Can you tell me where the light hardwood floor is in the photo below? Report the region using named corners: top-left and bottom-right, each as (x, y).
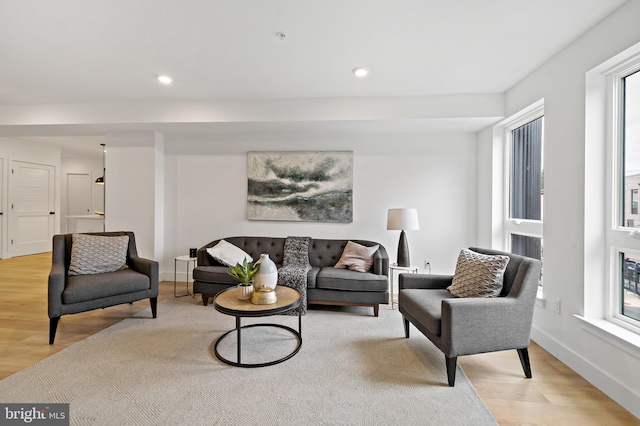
top-left (1, 252), bottom-right (639, 425)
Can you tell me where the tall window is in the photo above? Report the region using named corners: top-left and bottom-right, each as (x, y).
top-left (616, 69), bottom-right (640, 326)
top-left (509, 117), bottom-right (544, 262)
top-left (502, 102), bottom-right (544, 284)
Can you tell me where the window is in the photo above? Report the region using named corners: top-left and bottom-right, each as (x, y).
top-left (509, 117), bottom-right (544, 263)
top-left (501, 102), bottom-right (544, 280)
top-left (597, 54), bottom-right (640, 331)
top-left (613, 69), bottom-right (640, 328)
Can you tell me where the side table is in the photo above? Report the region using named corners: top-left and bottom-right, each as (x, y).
top-left (388, 264), bottom-right (419, 308)
top-left (174, 255), bottom-right (197, 298)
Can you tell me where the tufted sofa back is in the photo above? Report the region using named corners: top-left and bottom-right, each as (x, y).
top-left (309, 239), bottom-right (388, 275)
top-left (197, 236), bottom-right (388, 275)
top-left (198, 236), bottom-right (286, 266)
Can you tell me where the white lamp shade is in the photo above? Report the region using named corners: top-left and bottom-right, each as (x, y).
top-left (387, 208), bottom-right (420, 230)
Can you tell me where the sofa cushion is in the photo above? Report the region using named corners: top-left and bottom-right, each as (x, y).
top-left (193, 265), bottom-right (237, 285)
top-left (316, 267), bottom-right (388, 292)
top-left (68, 233), bottom-right (129, 276)
top-left (63, 269), bottom-right (150, 304)
top-left (334, 241), bottom-right (380, 273)
top-left (447, 248), bottom-right (510, 298)
top-left (399, 288), bottom-right (454, 336)
top-left (206, 239), bottom-right (253, 267)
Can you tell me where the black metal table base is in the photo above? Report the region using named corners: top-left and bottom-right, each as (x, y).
top-left (214, 315), bottom-right (302, 368)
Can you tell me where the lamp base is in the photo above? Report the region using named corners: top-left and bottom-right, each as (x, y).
top-left (397, 230), bottom-right (410, 267)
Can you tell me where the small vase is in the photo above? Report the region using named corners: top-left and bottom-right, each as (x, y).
top-left (237, 284), bottom-right (253, 300)
top-left (254, 253), bottom-right (278, 290)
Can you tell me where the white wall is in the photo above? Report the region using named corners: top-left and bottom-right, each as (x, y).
top-left (477, 0), bottom-right (640, 417)
top-left (160, 132), bottom-right (478, 281)
top-left (105, 133), bottom-right (165, 261)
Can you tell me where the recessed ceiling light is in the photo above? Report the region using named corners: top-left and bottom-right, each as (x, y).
top-left (352, 67), bottom-right (369, 78)
top-left (157, 75), bottom-right (173, 84)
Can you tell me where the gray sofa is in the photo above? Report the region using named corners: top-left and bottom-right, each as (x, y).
top-left (193, 236), bottom-right (389, 316)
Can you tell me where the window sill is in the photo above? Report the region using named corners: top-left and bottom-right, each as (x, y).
top-left (574, 315), bottom-right (640, 360)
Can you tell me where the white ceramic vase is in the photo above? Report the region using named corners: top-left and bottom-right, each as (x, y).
top-left (254, 253), bottom-right (278, 290)
top-left (237, 284), bottom-right (253, 300)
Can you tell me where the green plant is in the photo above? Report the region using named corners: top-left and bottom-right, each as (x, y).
top-left (228, 258), bottom-right (260, 286)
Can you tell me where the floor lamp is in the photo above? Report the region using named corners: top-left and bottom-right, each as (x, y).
top-left (387, 208), bottom-right (420, 267)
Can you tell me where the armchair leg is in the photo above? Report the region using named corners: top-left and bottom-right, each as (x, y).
top-left (49, 317), bottom-right (59, 345)
top-left (403, 316), bottom-right (410, 338)
top-left (202, 294), bottom-right (212, 306)
top-left (150, 297), bottom-right (157, 318)
top-left (445, 356), bottom-right (457, 386)
top-left (517, 348), bottom-right (532, 378)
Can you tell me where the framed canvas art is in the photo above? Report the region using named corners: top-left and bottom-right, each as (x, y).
top-left (247, 151), bottom-right (353, 222)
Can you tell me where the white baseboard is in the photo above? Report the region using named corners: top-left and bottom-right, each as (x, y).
top-left (531, 326), bottom-right (640, 419)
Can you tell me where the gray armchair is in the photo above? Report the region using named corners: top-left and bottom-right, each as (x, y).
top-left (48, 231), bottom-right (158, 344)
top-left (398, 247), bottom-right (541, 386)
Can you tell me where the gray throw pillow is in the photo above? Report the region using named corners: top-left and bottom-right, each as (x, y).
top-left (68, 234), bottom-right (129, 276)
top-left (447, 248), bottom-right (510, 298)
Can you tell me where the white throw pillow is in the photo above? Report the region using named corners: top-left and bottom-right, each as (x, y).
top-left (206, 240), bottom-right (253, 267)
top-left (68, 234), bottom-right (129, 276)
top-left (334, 241), bottom-right (379, 273)
top-left (447, 249), bottom-right (510, 298)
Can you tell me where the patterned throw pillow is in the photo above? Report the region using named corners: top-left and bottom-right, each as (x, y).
top-left (334, 241), bottom-right (379, 273)
top-left (206, 240), bottom-right (253, 267)
top-left (68, 234), bottom-right (129, 276)
top-left (447, 249), bottom-right (510, 298)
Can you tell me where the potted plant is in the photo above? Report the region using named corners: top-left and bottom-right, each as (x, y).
top-left (228, 259), bottom-right (260, 300)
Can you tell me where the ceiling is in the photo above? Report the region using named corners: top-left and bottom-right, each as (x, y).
top-left (0, 0), bottom-right (629, 156)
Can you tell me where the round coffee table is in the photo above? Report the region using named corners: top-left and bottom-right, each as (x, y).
top-left (213, 286), bottom-right (302, 368)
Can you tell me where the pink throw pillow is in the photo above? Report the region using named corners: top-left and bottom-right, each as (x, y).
top-left (334, 241), bottom-right (379, 273)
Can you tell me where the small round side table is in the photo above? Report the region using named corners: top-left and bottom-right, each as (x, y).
top-left (174, 255), bottom-right (197, 298)
top-left (388, 264), bottom-right (419, 308)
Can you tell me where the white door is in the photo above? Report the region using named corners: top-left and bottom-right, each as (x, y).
top-left (67, 173), bottom-right (92, 233)
top-left (8, 161), bottom-right (55, 256)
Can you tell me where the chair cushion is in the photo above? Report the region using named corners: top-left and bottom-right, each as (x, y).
top-left (206, 239), bottom-right (253, 267)
top-left (63, 269), bottom-right (150, 304)
top-left (399, 289), bottom-right (454, 336)
top-left (447, 248), bottom-right (510, 298)
top-left (334, 241), bottom-right (379, 272)
top-left (316, 267), bottom-right (388, 291)
top-left (68, 234), bottom-right (129, 276)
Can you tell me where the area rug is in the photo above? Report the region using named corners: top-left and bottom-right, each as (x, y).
top-left (0, 297), bottom-right (496, 425)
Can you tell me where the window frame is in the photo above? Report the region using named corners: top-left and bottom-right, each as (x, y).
top-left (605, 57), bottom-right (640, 332)
top-left (502, 102), bottom-right (544, 264)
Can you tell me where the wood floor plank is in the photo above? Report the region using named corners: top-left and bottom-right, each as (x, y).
top-left (0, 252), bottom-right (638, 424)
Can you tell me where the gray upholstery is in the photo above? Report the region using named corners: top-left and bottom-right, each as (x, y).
top-left (398, 247), bottom-right (541, 386)
top-left (193, 236), bottom-right (389, 316)
top-left (48, 231), bottom-right (159, 344)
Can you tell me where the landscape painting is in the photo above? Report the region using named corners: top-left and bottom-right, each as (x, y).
top-left (247, 151), bottom-right (353, 222)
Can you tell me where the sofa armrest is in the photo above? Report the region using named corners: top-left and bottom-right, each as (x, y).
top-left (372, 250), bottom-right (384, 275)
top-left (129, 257), bottom-right (159, 293)
top-left (399, 274), bottom-right (452, 290)
top-left (440, 297), bottom-right (534, 357)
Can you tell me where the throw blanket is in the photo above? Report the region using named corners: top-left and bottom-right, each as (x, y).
top-left (278, 236), bottom-right (312, 315)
